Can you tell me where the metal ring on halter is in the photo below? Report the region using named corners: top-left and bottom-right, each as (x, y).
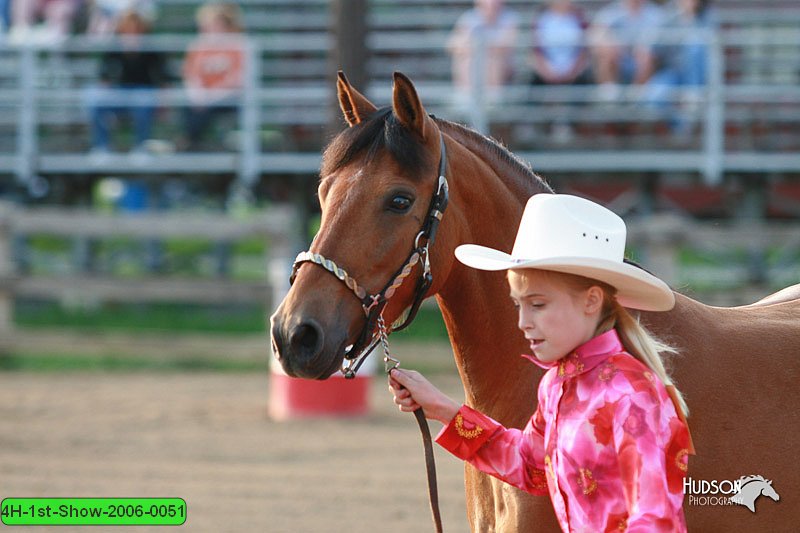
top-left (384, 354), bottom-right (401, 374)
top-left (414, 232), bottom-right (433, 277)
top-left (414, 230), bottom-right (426, 250)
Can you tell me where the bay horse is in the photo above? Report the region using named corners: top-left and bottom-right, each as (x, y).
top-left (270, 72), bottom-right (800, 532)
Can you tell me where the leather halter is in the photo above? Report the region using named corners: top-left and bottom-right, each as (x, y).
top-left (289, 133), bottom-right (449, 378)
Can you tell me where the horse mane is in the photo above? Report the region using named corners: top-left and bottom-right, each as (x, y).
top-left (739, 474), bottom-right (771, 485)
top-left (433, 117), bottom-right (554, 195)
top-left (321, 107), bottom-right (554, 196)
top-left (321, 107), bottom-right (433, 180)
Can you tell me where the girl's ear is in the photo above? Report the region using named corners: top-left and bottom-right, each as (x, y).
top-left (585, 286), bottom-right (605, 315)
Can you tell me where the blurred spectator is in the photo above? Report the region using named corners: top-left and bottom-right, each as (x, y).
top-left (447, 0), bottom-right (519, 110)
top-left (590, 0), bottom-right (666, 99)
top-left (86, 0), bottom-right (157, 37)
top-left (527, 0), bottom-right (592, 143)
top-left (529, 0), bottom-right (591, 86)
top-left (85, 9), bottom-right (168, 159)
top-left (9, 0), bottom-right (83, 42)
top-left (179, 2), bottom-right (244, 151)
top-left (646, 0), bottom-right (717, 135)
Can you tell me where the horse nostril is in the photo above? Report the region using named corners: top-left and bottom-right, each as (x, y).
top-left (271, 337), bottom-right (279, 357)
top-left (270, 323), bottom-right (285, 358)
top-left (289, 320), bottom-right (324, 360)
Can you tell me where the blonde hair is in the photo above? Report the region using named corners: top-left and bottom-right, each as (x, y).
top-left (508, 269), bottom-right (689, 418)
top-left (197, 2), bottom-right (242, 32)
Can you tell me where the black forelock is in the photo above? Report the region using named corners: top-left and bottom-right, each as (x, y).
top-left (320, 107), bottom-right (433, 180)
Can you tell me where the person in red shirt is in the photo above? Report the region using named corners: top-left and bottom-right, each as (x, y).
top-left (180, 2), bottom-right (244, 150)
top-left (390, 194), bottom-right (693, 532)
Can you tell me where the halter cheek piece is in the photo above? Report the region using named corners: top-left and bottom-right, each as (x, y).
top-left (289, 133), bottom-right (449, 378)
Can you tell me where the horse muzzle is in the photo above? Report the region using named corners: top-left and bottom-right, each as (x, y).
top-left (270, 304), bottom-right (349, 380)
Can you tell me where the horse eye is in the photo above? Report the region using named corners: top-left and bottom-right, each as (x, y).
top-left (388, 195), bottom-right (413, 212)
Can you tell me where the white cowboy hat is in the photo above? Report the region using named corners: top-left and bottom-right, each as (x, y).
top-left (455, 194), bottom-right (675, 311)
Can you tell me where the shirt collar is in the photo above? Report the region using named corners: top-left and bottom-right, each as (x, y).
top-left (521, 329), bottom-right (624, 379)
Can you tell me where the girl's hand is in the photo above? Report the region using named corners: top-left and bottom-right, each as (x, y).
top-left (388, 368), bottom-right (460, 424)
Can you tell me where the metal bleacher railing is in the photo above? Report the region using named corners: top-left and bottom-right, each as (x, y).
top-left (0, 0), bottom-right (798, 195)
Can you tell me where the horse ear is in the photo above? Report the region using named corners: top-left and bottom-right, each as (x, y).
top-left (392, 71), bottom-right (428, 139)
top-left (337, 71), bottom-right (377, 127)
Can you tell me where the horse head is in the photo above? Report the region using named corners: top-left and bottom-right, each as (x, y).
top-left (270, 72), bottom-right (458, 379)
top-left (730, 475), bottom-right (780, 512)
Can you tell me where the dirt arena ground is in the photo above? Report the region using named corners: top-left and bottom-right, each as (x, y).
top-left (0, 365), bottom-right (473, 532)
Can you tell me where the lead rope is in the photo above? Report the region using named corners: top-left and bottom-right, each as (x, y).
top-left (378, 316), bottom-right (443, 533)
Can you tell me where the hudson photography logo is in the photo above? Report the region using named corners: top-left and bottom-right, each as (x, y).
top-left (684, 475), bottom-right (781, 512)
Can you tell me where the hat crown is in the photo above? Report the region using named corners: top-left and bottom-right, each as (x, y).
top-left (511, 194), bottom-right (626, 264)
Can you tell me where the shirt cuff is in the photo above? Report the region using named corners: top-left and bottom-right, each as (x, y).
top-left (435, 404), bottom-right (501, 461)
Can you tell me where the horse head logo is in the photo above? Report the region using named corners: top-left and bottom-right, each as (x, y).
top-left (729, 475), bottom-right (780, 512)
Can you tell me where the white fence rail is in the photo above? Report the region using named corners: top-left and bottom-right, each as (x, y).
top-left (0, 202), bottom-right (300, 356)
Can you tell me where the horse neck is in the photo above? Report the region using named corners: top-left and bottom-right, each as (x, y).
top-left (639, 291), bottom-right (715, 356)
top-left (436, 271), bottom-right (541, 426)
top-left (433, 123), bottom-right (549, 426)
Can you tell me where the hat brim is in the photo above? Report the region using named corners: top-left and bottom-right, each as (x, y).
top-left (455, 244), bottom-right (675, 312)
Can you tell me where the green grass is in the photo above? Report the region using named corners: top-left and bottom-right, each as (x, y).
top-left (15, 301), bottom-right (268, 335)
top-left (27, 235), bottom-right (72, 253)
top-left (0, 352), bottom-right (267, 373)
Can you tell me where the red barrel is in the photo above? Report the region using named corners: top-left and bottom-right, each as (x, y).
top-left (268, 353), bottom-right (374, 420)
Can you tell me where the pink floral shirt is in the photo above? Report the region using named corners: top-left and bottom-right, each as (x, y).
top-left (436, 330), bottom-right (690, 532)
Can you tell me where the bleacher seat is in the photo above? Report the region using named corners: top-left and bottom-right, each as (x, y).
top-left (0, 0), bottom-right (796, 196)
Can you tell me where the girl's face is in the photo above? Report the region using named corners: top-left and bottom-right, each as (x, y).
top-left (509, 269), bottom-right (603, 364)
top-left (198, 10), bottom-right (236, 34)
top-left (199, 14), bottom-right (224, 33)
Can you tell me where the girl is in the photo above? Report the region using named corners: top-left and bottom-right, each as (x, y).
top-left (389, 194), bottom-right (693, 532)
top-left (181, 2), bottom-right (245, 150)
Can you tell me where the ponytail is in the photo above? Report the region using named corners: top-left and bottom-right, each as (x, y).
top-left (597, 297), bottom-right (689, 418)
